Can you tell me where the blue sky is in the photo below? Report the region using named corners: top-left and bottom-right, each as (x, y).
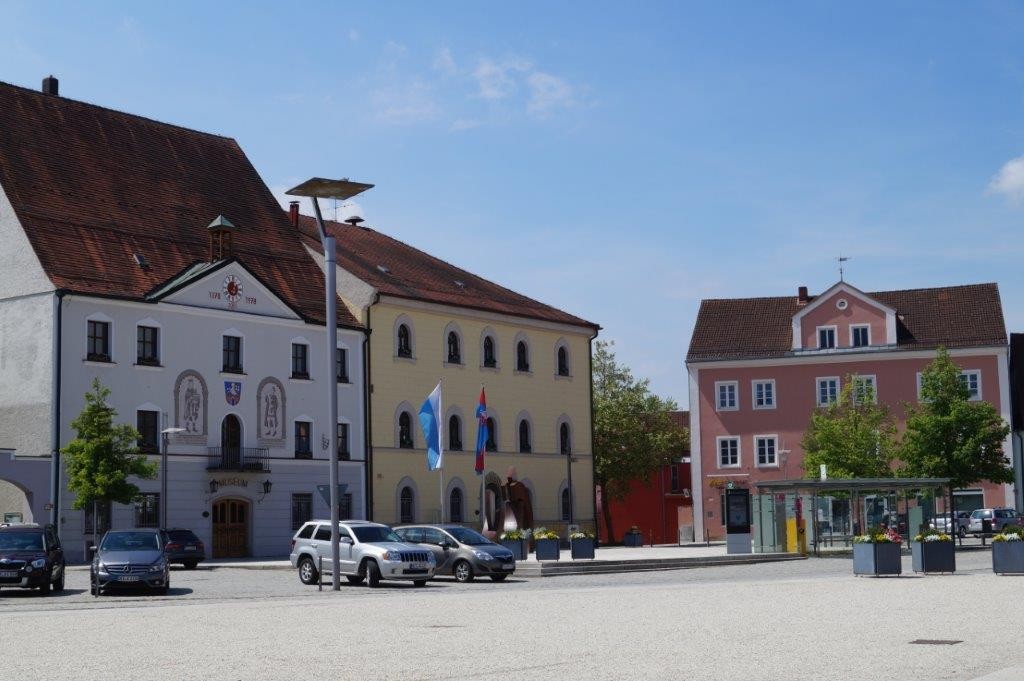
top-left (4, 2), bottom-right (1024, 405)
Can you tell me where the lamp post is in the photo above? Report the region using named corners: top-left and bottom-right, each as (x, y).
top-left (160, 427), bottom-right (185, 529)
top-left (287, 177), bottom-right (373, 591)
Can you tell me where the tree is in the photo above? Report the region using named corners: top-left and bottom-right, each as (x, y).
top-left (593, 340), bottom-right (687, 543)
top-left (62, 379), bottom-right (158, 548)
top-left (801, 379), bottom-right (898, 479)
top-left (898, 347), bottom-right (1012, 515)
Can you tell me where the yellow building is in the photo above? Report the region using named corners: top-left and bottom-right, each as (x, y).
top-left (294, 210), bottom-right (599, 534)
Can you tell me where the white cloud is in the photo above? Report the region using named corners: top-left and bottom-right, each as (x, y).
top-left (526, 71), bottom-right (575, 116)
top-left (449, 118), bottom-right (481, 132)
top-left (433, 47), bottom-right (456, 75)
top-left (369, 80), bottom-right (439, 125)
top-left (988, 156), bottom-right (1024, 203)
top-left (472, 57), bottom-right (530, 100)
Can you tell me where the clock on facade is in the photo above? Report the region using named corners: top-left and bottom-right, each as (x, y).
top-left (222, 275), bottom-right (243, 302)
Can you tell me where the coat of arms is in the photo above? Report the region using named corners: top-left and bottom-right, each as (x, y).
top-left (224, 381), bottom-right (242, 406)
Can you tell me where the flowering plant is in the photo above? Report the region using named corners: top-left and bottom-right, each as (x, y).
top-left (533, 527), bottom-right (559, 540)
top-left (853, 526), bottom-right (903, 544)
top-left (570, 530), bottom-right (594, 540)
top-left (994, 526), bottom-right (1024, 542)
top-left (913, 529), bottom-right (951, 543)
top-left (499, 528), bottom-right (531, 541)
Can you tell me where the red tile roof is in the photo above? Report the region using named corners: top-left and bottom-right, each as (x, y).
top-left (295, 214), bottom-right (599, 330)
top-left (687, 283), bottom-right (1006, 362)
top-left (0, 81), bottom-right (359, 327)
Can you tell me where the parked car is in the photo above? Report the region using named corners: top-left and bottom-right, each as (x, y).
top-left (90, 529), bottom-right (170, 595)
top-left (290, 520), bottom-right (435, 588)
top-left (929, 511), bottom-right (971, 538)
top-left (0, 523), bottom-right (65, 594)
top-left (395, 524), bottom-right (516, 583)
top-left (968, 508), bottom-right (1021, 536)
top-left (163, 528), bottom-right (205, 569)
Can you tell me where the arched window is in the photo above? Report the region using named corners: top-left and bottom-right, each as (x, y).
top-left (560, 422), bottom-right (571, 455)
top-left (400, 486), bottom-right (414, 523)
top-left (557, 345), bottom-right (570, 376)
top-left (561, 487), bottom-right (571, 521)
top-left (447, 331), bottom-right (461, 364)
top-left (448, 414), bottom-right (463, 451)
top-left (483, 336), bottom-right (496, 368)
top-left (518, 419), bottom-right (531, 453)
top-left (397, 324), bottom-right (412, 358)
top-left (449, 487), bottom-right (464, 523)
top-left (485, 417), bottom-right (497, 452)
top-left (398, 412), bottom-right (414, 449)
top-left (516, 340), bottom-right (530, 372)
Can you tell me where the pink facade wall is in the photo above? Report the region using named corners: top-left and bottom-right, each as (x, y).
top-left (798, 291), bottom-right (888, 349)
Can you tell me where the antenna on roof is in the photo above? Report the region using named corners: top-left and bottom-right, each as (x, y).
top-left (838, 255), bottom-right (850, 282)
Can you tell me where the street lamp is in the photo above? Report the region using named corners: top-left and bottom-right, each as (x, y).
top-left (286, 177), bottom-right (373, 592)
top-left (160, 427), bottom-right (185, 529)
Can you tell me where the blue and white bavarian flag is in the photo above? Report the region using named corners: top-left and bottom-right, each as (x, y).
top-left (419, 381), bottom-right (443, 471)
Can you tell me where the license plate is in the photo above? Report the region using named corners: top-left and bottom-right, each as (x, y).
top-left (117, 575), bottom-right (140, 582)
top-left (502, 564), bottom-right (515, 571)
top-left (410, 563), bottom-right (426, 570)
top-left (185, 546), bottom-right (197, 551)
top-left (0, 570), bottom-right (18, 578)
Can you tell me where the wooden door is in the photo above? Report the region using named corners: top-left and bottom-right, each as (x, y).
top-left (212, 498), bottom-right (249, 558)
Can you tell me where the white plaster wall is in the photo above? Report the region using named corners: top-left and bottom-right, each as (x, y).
top-left (0, 479), bottom-right (31, 521)
top-left (0, 183), bottom-right (53, 299)
top-left (0, 293), bottom-right (53, 457)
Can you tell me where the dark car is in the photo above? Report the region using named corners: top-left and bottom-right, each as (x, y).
top-left (90, 529), bottom-right (170, 595)
top-left (163, 528), bottom-right (205, 569)
top-left (0, 523), bottom-right (65, 595)
top-left (396, 525), bottom-right (516, 583)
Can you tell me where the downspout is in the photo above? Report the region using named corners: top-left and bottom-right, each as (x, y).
top-left (49, 290), bottom-right (65, 531)
top-left (363, 294), bottom-right (379, 520)
top-left (588, 331), bottom-right (598, 545)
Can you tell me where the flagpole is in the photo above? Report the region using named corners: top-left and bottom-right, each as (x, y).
top-left (439, 378), bottom-right (444, 524)
top-left (479, 383), bottom-right (485, 532)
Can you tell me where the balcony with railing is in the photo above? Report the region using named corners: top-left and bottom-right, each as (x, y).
top-left (206, 447), bottom-right (271, 472)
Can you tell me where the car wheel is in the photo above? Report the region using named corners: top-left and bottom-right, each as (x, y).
top-left (346, 575), bottom-right (365, 585)
top-left (158, 581), bottom-right (169, 596)
top-left (453, 560), bottom-right (474, 583)
top-left (184, 561), bottom-right (198, 570)
top-left (90, 573), bottom-right (99, 597)
top-left (413, 579), bottom-right (427, 587)
top-left (38, 578), bottom-right (51, 595)
top-left (54, 567), bottom-right (65, 592)
top-left (958, 527), bottom-right (967, 539)
top-left (366, 561), bottom-right (381, 588)
top-left (298, 557), bottom-right (319, 585)
top-left (489, 574), bottom-right (508, 582)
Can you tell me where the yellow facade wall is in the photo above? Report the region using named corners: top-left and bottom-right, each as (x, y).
top-left (367, 300), bottom-right (595, 532)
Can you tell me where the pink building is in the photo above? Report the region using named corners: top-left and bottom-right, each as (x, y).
top-left (686, 281), bottom-right (1013, 540)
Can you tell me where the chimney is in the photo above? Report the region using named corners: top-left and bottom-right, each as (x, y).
top-left (797, 286), bottom-right (809, 304)
top-left (42, 75), bottom-right (59, 96)
top-left (288, 201), bottom-right (299, 228)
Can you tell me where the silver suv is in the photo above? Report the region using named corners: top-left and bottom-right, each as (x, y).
top-left (289, 520), bottom-right (435, 588)
top-left (967, 508), bottom-right (1021, 536)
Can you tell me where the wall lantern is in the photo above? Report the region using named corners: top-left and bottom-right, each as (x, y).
top-left (258, 479), bottom-right (273, 504)
top-left (209, 480), bottom-right (220, 495)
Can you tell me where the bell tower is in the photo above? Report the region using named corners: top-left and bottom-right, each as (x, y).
top-left (207, 215), bottom-right (236, 261)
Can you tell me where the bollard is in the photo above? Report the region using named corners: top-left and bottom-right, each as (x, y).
top-left (318, 555), bottom-right (323, 592)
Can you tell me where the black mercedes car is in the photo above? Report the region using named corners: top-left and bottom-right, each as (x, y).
top-left (162, 528), bottom-right (205, 569)
top-left (0, 523), bottom-right (65, 595)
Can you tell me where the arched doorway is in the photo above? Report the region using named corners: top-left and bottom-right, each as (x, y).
top-left (212, 498), bottom-right (249, 558)
top-left (0, 479), bottom-right (32, 523)
top-left (221, 415), bottom-right (242, 467)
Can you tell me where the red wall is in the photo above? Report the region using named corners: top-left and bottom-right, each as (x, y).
top-left (598, 462), bottom-right (693, 544)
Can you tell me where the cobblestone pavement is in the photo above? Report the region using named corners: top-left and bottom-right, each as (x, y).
top-left (1, 551), bottom-right (1019, 680)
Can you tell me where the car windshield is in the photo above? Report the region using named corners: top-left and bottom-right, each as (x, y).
top-left (352, 526), bottom-right (402, 543)
top-left (447, 527), bottom-right (494, 546)
top-left (0, 532), bottom-right (44, 551)
top-left (101, 532), bottom-right (160, 551)
top-left (167, 530), bottom-right (198, 542)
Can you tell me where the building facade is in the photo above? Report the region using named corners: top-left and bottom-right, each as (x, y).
top-left (687, 281), bottom-right (1013, 540)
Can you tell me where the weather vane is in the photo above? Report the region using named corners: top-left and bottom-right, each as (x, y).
top-left (838, 255), bottom-right (850, 281)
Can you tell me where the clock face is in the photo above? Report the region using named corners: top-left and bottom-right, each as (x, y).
top-left (222, 275), bottom-right (243, 302)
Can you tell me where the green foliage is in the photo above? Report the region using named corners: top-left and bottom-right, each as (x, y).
top-left (801, 378), bottom-right (898, 479)
top-left (897, 347), bottom-right (1012, 489)
top-left (62, 379), bottom-right (158, 511)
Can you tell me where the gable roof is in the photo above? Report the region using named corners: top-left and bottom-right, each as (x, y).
top-left (0, 80), bottom-right (359, 327)
top-left (687, 283), bottom-right (1006, 362)
top-left (295, 214), bottom-right (599, 330)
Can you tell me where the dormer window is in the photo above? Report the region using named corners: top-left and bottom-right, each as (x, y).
top-left (817, 326), bottom-right (836, 350)
top-left (851, 325), bottom-right (870, 348)
top-left (207, 215), bottom-right (236, 261)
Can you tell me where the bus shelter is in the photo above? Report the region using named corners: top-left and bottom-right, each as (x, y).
top-left (752, 477), bottom-right (950, 556)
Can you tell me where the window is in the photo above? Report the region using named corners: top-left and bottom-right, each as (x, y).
top-left (483, 336), bottom-right (497, 368)
top-left (338, 423), bottom-right (350, 460)
top-left (400, 486), bottom-right (414, 523)
top-left (336, 348), bottom-right (349, 383)
top-left (518, 419), bottom-right (531, 453)
top-left (485, 417), bottom-right (497, 452)
top-left (752, 380), bottom-right (775, 409)
top-left (557, 346), bottom-right (570, 376)
top-left (397, 324), bottom-right (412, 358)
top-left (339, 493), bottom-right (353, 520)
top-left (398, 412), bottom-right (414, 449)
top-left (294, 421), bottom-right (312, 458)
top-left (3, 513), bottom-right (22, 524)
top-left (670, 465), bottom-right (680, 492)
top-left (223, 335), bottom-right (242, 373)
top-left (959, 370), bottom-right (982, 400)
top-left (561, 488), bottom-right (571, 521)
top-left (136, 410), bottom-right (159, 453)
top-left (851, 325), bottom-right (870, 348)
top-left (87, 320), bottom-right (110, 361)
top-left (83, 500), bottom-right (112, 536)
top-left (817, 377), bottom-right (839, 407)
top-left (560, 422), bottom-right (571, 455)
top-left (449, 488), bottom-right (464, 523)
top-left (516, 341), bottom-right (530, 372)
top-left (447, 331), bottom-right (461, 364)
top-left (715, 381), bottom-right (738, 411)
top-left (755, 436), bottom-right (778, 467)
top-left (291, 343), bottom-right (309, 379)
top-left (717, 437), bottom-right (739, 468)
top-left (291, 493), bottom-right (313, 531)
top-left (817, 326), bottom-right (836, 349)
top-left (134, 493), bottom-right (160, 528)
top-left (448, 415), bottom-right (463, 451)
top-left (136, 326), bottom-right (159, 365)
top-left (314, 525), bottom-right (332, 541)
top-left (853, 375), bottom-right (877, 404)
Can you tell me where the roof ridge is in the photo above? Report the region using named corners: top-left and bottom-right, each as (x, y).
top-left (700, 282), bottom-right (1000, 304)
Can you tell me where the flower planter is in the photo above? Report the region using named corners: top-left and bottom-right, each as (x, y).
top-left (623, 531), bottom-right (643, 547)
top-left (992, 541), bottom-right (1024, 575)
top-left (911, 541), bottom-right (955, 574)
top-left (500, 539), bottom-right (527, 561)
top-left (570, 538), bottom-right (595, 560)
top-left (853, 542), bottom-right (902, 576)
top-left (535, 538), bottom-right (560, 561)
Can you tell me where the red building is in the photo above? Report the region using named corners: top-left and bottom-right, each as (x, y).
top-left (598, 411), bottom-right (692, 544)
